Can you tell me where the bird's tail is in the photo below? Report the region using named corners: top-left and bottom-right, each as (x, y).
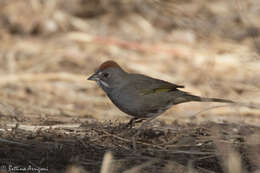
top-left (183, 93), bottom-right (234, 104)
top-left (176, 91), bottom-right (259, 109)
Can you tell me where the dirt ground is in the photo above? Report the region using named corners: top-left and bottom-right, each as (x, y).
top-left (0, 0), bottom-right (260, 173)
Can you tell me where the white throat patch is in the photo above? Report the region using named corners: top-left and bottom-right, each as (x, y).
top-left (97, 79), bottom-right (110, 88)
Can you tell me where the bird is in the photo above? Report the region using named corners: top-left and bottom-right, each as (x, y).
top-left (88, 60), bottom-right (234, 127)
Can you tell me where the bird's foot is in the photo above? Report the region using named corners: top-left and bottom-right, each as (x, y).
top-left (125, 118), bottom-right (146, 129)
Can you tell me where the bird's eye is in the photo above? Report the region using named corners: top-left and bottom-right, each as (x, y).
top-left (103, 72), bottom-right (109, 78)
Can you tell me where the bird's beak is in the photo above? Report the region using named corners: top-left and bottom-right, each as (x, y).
top-left (87, 73), bottom-right (99, 81)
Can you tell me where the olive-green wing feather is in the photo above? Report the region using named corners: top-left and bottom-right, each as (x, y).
top-left (140, 86), bottom-right (180, 95)
top-left (128, 74), bottom-right (184, 96)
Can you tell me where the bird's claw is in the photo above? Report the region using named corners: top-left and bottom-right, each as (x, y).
top-left (125, 118), bottom-right (146, 129)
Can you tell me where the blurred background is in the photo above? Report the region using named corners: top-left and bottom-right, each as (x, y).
top-left (1, 1), bottom-right (260, 173)
top-left (0, 0), bottom-right (260, 127)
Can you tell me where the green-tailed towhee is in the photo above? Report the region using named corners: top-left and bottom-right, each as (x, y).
top-left (88, 60), bottom-right (234, 126)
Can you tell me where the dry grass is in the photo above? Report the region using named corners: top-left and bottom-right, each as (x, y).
top-left (0, 0), bottom-right (260, 172)
top-left (1, 122), bottom-right (260, 173)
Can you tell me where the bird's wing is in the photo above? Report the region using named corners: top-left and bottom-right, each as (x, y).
top-left (128, 74), bottom-right (184, 96)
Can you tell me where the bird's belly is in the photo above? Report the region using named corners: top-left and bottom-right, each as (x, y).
top-left (107, 91), bottom-right (142, 117)
top-left (107, 90), bottom-right (172, 118)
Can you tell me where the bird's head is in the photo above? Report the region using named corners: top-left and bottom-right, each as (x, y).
top-left (88, 60), bottom-right (127, 91)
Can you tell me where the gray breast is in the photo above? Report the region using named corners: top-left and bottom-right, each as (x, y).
top-left (107, 87), bottom-right (146, 117)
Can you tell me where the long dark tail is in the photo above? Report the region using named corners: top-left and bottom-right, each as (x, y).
top-left (175, 91), bottom-right (259, 109)
top-left (184, 94), bottom-right (234, 104)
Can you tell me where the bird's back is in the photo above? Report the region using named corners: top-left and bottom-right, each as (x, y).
top-left (107, 73), bottom-right (186, 118)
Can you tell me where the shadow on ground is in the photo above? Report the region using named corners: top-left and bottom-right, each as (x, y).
top-left (0, 121), bottom-right (259, 173)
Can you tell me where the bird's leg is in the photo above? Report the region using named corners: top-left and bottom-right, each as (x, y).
top-left (132, 114), bottom-right (161, 150)
top-left (126, 117), bottom-right (138, 128)
top-left (126, 117), bottom-right (146, 128)
top-left (134, 118), bottom-right (146, 124)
